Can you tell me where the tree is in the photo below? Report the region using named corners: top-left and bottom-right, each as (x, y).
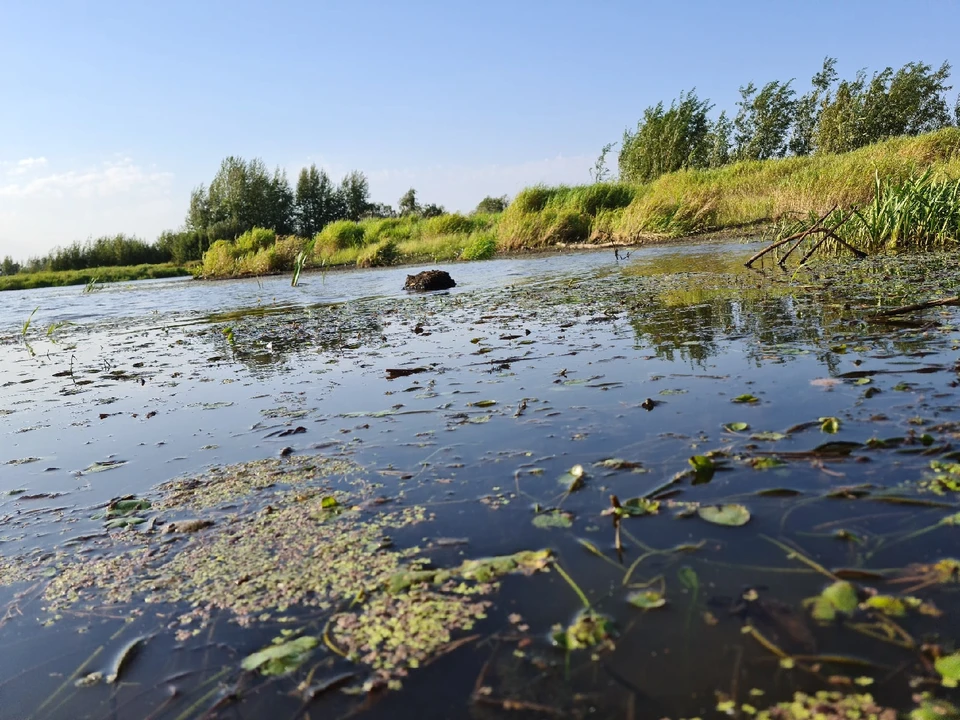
top-left (618, 90), bottom-right (713, 182)
top-left (1, 256), bottom-right (20, 275)
top-left (339, 171), bottom-right (371, 222)
top-left (474, 195), bottom-right (509, 214)
top-left (734, 80), bottom-right (797, 161)
top-left (705, 111), bottom-right (733, 168)
top-left (398, 188), bottom-right (420, 216)
top-left (790, 57), bottom-right (838, 156)
top-left (816, 61), bottom-right (953, 154)
top-left (420, 203), bottom-right (445, 218)
top-left (186, 157), bottom-right (295, 239)
top-left (294, 165), bottom-right (339, 237)
top-left (590, 142), bottom-right (616, 183)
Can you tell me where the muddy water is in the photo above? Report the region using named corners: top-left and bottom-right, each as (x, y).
top-left (1, 241), bottom-right (960, 719)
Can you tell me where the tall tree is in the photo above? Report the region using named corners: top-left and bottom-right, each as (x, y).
top-left (398, 188), bottom-right (420, 216)
top-left (294, 165), bottom-right (339, 237)
top-left (734, 80), bottom-right (797, 161)
top-left (790, 57), bottom-right (838, 156)
top-left (618, 90), bottom-right (713, 182)
top-left (339, 171), bottom-right (371, 222)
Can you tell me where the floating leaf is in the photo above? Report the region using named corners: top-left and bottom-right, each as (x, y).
top-left (732, 394), bottom-right (760, 404)
top-left (723, 422), bottom-right (750, 433)
top-left (85, 460), bottom-right (128, 473)
top-left (750, 431), bottom-right (788, 441)
top-left (820, 416), bottom-right (841, 434)
top-left (689, 455), bottom-right (716, 483)
top-left (105, 497), bottom-right (150, 518)
top-left (241, 635), bottom-right (319, 676)
top-left (806, 581), bottom-right (858, 622)
top-left (677, 566), bottom-right (699, 593)
top-left (617, 497), bottom-right (660, 517)
top-left (697, 504), bottom-right (750, 527)
top-left (532, 510), bottom-right (573, 529)
top-left (628, 590), bottom-right (666, 610)
top-left (469, 400), bottom-right (497, 408)
top-left (550, 609), bottom-right (616, 650)
top-left (855, 377), bottom-right (872, 385)
top-left (936, 652), bottom-right (960, 688)
top-left (750, 457), bottom-right (787, 470)
top-left (862, 595), bottom-right (906, 617)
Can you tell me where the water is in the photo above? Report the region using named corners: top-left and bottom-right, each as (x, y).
top-left (1, 241), bottom-right (959, 719)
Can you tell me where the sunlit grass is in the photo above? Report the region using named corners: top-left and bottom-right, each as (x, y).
top-left (0, 263), bottom-right (191, 291)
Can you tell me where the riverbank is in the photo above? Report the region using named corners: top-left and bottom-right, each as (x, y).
top-left (196, 129), bottom-right (960, 280)
top-left (0, 262), bottom-right (193, 291)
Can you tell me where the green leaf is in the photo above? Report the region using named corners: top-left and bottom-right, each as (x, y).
top-left (750, 457), bottom-right (787, 470)
top-left (819, 416), bottom-right (841, 434)
top-left (855, 377), bottom-right (872, 385)
top-left (532, 510), bottom-right (573, 529)
top-left (550, 609), bottom-right (616, 650)
top-left (935, 652), bottom-right (960, 688)
top-left (320, 496), bottom-right (339, 509)
top-left (862, 595), bottom-right (906, 617)
top-left (723, 422), bottom-right (750, 432)
top-left (105, 497), bottom-right (151, 518)
top-left (750, 431), bottom-right (788, 441)
top-left (469, 400), bottom-right (497, 408)
top-left (627, 590), bottom-right (666, 610)
top-left (241, 635), bottom-right (319, 676)
top-left (618, 497), bottom-right (660, 516)
top-left (807, 581), bottom-right (858, 622)
top-left (596, 458), bottom-right (644, 471)
top-left (697, 504), bottom-right (750, 527)
top-left (732, 394), bottom-right (760, 404)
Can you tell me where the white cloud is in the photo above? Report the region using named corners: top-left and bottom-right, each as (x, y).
top-left (0, 157), bottom-right (172, 199)
top-left (0, 158), bottom-right (178, 259)
top-left (7, 157), bottom-right (48, 176)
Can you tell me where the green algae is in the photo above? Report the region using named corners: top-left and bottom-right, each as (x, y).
top-left (748, 691), bottom-right (896, 720)
top-left (155, 454), bottom-right (359, 510)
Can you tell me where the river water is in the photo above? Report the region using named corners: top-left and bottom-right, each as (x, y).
top-left (1, 240), bottom-right (959, 719)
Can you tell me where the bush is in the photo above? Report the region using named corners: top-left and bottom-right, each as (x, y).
top-left (422, 213), bottom-right (474, 236)
top-left (201, 240), bottom-right (239, 277)
top-left (356, 239), bottom-right (399, 268)
top-left (316, 220), bottom-right (365, 250)
top-left (460, 232), bottom-right (497, 260)
top-left (236, 227), bottom-right (276, 255)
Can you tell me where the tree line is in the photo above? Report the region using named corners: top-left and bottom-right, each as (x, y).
top-left (1, 154), bottom-right (509, 274)
top-left (614, 58), bottom-right (958, 183)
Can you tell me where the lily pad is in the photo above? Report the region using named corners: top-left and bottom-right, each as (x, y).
top-left (241, 634), bottom-right (319, 676)
top-left (806, 580), bottom-right (858, 622)
top-left (617, 497), bottom-right (660, 516)
top-left (723, 422), bottom-right (750, 433)
top-left (937, 652), bottom-right (960, 688)
top-left (627, 590), bottom-right (666, 610)
top-left (750, 431), bottom-right (788, 441)
top-left (732, 394), bottom-right (760, 404)
top-left (532, 510), bottom-right (573, 529)
top-left (697, 504), bottom-right (750, 527)
top-left (750, 457), bottom-right (787, 470)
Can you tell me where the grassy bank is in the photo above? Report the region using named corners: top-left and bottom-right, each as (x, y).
top-left (197, 128), bottom-right (960, 279)
top-left (500, 127), bottom-right (960, 247)
top-left (0, 263), bottom-right (192, 292)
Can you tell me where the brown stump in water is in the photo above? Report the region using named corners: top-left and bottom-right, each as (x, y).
top-left (403, 270), bottom-right (456, 292)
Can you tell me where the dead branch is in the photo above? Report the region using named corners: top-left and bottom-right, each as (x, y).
top-left (870, 296), bottom-right (960, 318)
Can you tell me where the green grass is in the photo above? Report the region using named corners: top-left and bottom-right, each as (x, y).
top-left (0, 263), bottom-right (192, 292)
top-left (500, 128), bottom-right (960, 244)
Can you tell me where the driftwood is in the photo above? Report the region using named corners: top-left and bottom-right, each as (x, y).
top-left (870, 296), bottom-right (960, 318)
top-left (744, 207), bottom-right (867, 268)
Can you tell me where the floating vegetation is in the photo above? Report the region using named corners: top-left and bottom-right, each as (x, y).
top-left (155, 454), bottom-right (359, 510)
top-left (241, 633), bottom-right (319, 676)
top-left (747, 691), bottom-right (897, 720)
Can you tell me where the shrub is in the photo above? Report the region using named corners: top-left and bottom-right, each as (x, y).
top-left (316, 220), bottom-right (365, 250)
top-left (236, 227), bottom-right (276, 255)
top-left (201, 240), bottom-right (239, 277)
top-left (460, 232), bottom-right (497, 260)
top-left (356, 239), bottom-right (399, 268)
top-left (422, 213), bottom-right (474, 236)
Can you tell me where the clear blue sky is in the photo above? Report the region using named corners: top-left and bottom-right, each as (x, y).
top-left (2, 0), bottom-right (959, 259)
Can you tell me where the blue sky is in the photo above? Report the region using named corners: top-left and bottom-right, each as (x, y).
top-left (2, 0), bottom-right (959, 259)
